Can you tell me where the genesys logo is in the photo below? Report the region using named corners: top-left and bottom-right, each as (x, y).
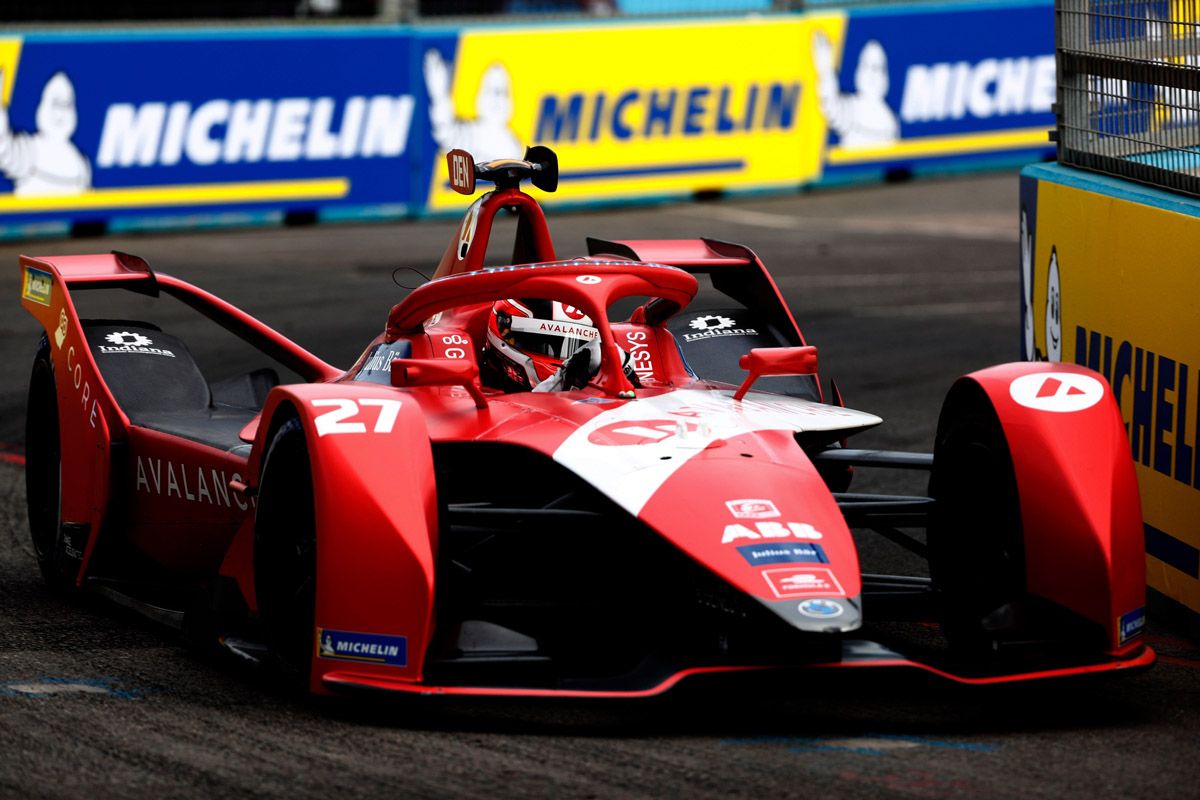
top-left (722, 520), bottom-right (823, 544)
top-left (725, 498), bottom-right (780, 519)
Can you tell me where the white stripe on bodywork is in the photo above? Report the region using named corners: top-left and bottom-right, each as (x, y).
top-left (551, 389), bottom-right (881, 517)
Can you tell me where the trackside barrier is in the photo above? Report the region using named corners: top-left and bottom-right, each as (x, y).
top-left (1020, 162), bottom-right (1200, 635)
top-left (0, 2), bottom-right (1055, 237)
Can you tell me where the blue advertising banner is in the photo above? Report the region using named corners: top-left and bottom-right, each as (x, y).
top-left (820, 1), bottom-right (1055, 178)
top-left (0, 3), bottom-right (1057, 236)
top-left (0, 30), bottom-right (420, 231)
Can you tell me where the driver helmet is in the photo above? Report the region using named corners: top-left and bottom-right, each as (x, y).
top-left (483, 298), bottom-right (599, 390)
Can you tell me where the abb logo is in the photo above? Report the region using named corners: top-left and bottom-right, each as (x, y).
top-left (722, 521), bottom-right (823, 544)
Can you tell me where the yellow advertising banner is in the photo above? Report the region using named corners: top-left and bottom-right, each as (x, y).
top-left (1025, 170), bottom-right (1200, 615)
top-left (424, 16), bottom-right (846, 211)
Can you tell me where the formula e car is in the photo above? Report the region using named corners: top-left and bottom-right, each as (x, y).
top-left (18, 147), bottom-right (1153, 697)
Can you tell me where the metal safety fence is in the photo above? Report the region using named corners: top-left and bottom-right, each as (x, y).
top-left (1056, 0), bottom-right (1200, 196)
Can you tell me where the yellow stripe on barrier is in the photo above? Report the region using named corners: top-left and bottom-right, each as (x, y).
top-left (827, 127), bottom-right (1052, 165)
top-left (0, 178), bottom-right (351, 213)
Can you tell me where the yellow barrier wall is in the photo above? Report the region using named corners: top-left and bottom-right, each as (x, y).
top-left (1022, 163), bottom-right (1200, 625)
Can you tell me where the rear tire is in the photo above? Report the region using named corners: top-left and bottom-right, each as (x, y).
top-left (254, 416), bottom-right (317, 688)
top-left (928, 385), bottom-right (1025, 658)
top-left (25, 342), bottom-right (76, 592)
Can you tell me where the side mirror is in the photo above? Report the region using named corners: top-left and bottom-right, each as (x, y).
top-left (391, 358), bottom-right (487, 409)
top-left (733, 346), bottom-right (819, 402)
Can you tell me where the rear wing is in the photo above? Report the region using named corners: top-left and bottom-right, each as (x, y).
top-left (21, 252), bottom-right (340, 384)
top-left (19, 251), bottom-right (339, 588)
top-left (585, 237), bottom-right (808, 349)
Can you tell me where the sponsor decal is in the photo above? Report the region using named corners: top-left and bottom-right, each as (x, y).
top-left (722, 520), bottom-right (824, 544)
top-left (317, 628), bottom-right (407, 667)
top-left (65, 345), bottom-right (100, 429)
top-left (54, 309), bottom-right (68, 349)
top-left (625, 329), bottom-right (655, 383)
top-left (1118, 607), bottom-right (1145, 645)
top-left (739, 543), bottom-right (828, 567)
top-left (576, 275), bottom-right (601, 284)
top-left (355, 340), bottom-right (412, 383)
top-left (1008, 372), bottom-right (1104, 413)
top-left (559, 303), bottom-right (588, 322)
top-left (22, 267), bottom-right (52, 306)
top-left (765, 567), bottom-right (845, 598)
top-left (553, 388), bottom-right (880, 517)
top-left (135, 455), bottom-right (251, 510)
top-left (797, 597), bottom-right (846, 617)
top-left (587, 418), bottom-right (697, 446)
top-left (726, 498), bottom-right (780, 519)
top-left (510, 316), bottom-right (598, 342)
top-left (98, 330), bottom-right (176, 357)
top-left (683, 314), bottom-right (758, 343)
top-left (690, 314), bottom-right (736, 332)
top-left (311, 398), bottom-right (403, 437)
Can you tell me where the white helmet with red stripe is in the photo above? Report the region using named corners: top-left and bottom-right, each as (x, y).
top-left (483, 298), bottom-right (599, 390)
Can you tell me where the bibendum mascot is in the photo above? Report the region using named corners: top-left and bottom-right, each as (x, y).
top-left (0, 70), bottom-right (91, 196)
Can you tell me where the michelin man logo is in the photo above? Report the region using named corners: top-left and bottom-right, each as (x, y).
top-left (423, 50), bottom-right (522, 163)
top-left (812, 33), bottom-right (899, 148)
top-left (0, 70), bottom-right (91, 196)
top-left (1044, 246), bottom-right (1062, 362)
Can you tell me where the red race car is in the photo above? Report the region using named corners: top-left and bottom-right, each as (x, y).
top-left (18, 147), bottom-right (1152, 698)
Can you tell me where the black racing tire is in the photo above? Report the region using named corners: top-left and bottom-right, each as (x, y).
top-left (24, 340), bottom-right (75, 592)
top-left (927, 384), bottom-right (1025, 658)
top-left (254, 416), bottom-right (318, 687)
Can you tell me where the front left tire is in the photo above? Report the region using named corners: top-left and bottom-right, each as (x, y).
top-left (254, 416), bottom-right (318, 687)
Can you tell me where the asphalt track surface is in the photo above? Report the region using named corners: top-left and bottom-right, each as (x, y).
top-left (0, 174), bottom-right (1197, 799)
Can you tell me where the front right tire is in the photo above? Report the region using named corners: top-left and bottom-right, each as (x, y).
top-left (927, 384), bottom-right (1026, 658)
